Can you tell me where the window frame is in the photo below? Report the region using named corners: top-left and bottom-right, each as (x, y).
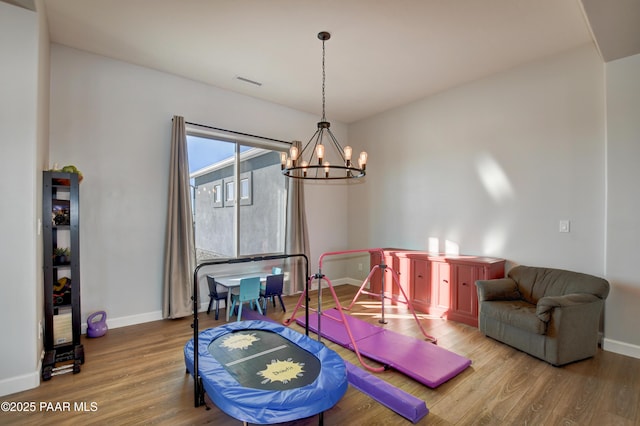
top-left (186, 125), bottom-right (289, 260)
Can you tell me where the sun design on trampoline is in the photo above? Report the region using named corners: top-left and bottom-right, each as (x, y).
top-left (220, 333), bottom-right (260, 350)
top-left (258, 358), bottom-right (305, 384)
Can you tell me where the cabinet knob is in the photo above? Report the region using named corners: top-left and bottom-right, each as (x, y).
top-left (462, 282), bottom-right (468, 286)
top-left (442, 279), bottom-right (448, 284)
top-left (417, 274), bottom-right (423, 278)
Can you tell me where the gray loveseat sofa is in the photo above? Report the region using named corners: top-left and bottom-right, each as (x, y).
top-left (476, 265), bottom-right (609, 366)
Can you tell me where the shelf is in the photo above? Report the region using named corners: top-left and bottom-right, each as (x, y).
top-left (53, 305), bottom-right (72, 313)
top-left (43, 171), bottom-right (83, 380)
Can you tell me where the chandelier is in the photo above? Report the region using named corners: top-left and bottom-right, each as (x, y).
top-left (281, 31), bottom-right (368, 180)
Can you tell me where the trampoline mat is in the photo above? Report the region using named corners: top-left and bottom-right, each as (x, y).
top-left (208, 329), bottom-right (321, 390)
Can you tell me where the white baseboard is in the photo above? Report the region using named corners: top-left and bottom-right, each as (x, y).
top-left (81, 310), bottom-right (164, 334)
top-left (337, 278), bottom-right (366, 287)
top-left (0, 369), bottom-right (40, 398)
top-left (307, 277), bottom-right (364, 290)
top-left (603, 337), bottom-right (640, 360)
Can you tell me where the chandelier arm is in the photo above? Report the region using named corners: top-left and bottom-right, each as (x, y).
top-left (298, 128), bottom-right (321, 162)
top-left (325, 128), bottom-right (346, 161)
top-left (309, 128), bottom-right (325, 166)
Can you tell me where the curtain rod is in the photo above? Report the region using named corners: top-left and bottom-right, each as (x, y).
top-left (183, 120), bottom-right (292, 146)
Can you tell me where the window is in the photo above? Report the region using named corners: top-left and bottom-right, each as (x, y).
top-left (224, 180), bottom-right (234, 206)
top-left (187, 133), bottom-right (287, 261)
top-left (212, 182), bottom-right (222, 207)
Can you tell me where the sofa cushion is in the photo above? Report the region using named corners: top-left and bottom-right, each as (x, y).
top-left (476, 278), bottom-right (521, 302)
top-left (508, 266), bottom-right (610, 305)
top-left (481, 300), bottom-right (546, 335)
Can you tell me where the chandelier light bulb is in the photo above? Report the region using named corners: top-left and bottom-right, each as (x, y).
top-left (359, 151), bottom-right (368, 170)
top-left (316, 144), bottom-right (325, 165)
top-left (344, 145), bottom-right (352, 166)
top-left (290, 146), bottom-right (299, 163)
top-left (324, 161), bottom-right (330, 178)
top-left (280, 152), bottom-right (287, 170)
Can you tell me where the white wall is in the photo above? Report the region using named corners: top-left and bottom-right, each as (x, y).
top-left (0, 1), bottom-right (45, 396)
top-left (347, 44), bottom-right (640, 357)
top-left (604, 53), bottom-right (640, 357)
top-left (48, 44), bottom-right (349, 327)
top-left (348, 45), bottom-right (606, 276)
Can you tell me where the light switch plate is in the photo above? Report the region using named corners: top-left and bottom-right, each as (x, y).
top-left (559, 220), bottom-right (570, 233)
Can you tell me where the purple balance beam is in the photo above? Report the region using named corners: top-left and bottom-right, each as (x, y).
top-left (345, 360), bottom-right (428, 423)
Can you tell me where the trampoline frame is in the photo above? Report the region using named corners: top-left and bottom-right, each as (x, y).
top-left (191, 253), bottom-right (310, 408)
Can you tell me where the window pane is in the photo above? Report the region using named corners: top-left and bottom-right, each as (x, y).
top-left (188, 136), bottom-right (235, 259)
top-left (225, 181), bottom-right (234, 202)
top-left (213, 184), bottom-right (221, 203)
top-left (239, 144), bottom-right (285, 256)
top-left (187, 135), bottom-right (286, 261)
top-left (240, 178), bottom-right (249, 200)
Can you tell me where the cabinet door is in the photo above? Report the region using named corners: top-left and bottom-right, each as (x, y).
top-left (369, 252), bottom-right (383, 294)
top-left (431, 261), bottom-right (450, 315)
top-left (384, 253), bottom-right (399, 299)
top-left (411, 259), bottom-right (430, 311)
top-left (453, 264), bottom-right (479, 319)
top-left (396, 257), bottom-right (412, 303)
top-left (369, 251), bottom-right (398, 298)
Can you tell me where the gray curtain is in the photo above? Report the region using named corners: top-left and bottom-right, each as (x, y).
top-left (162, 116), bottom-right (196, 319)
top-left (284, 140), bottom-right (310, 295)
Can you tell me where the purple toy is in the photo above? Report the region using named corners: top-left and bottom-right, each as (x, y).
top-left (87, 311), bottom-right (108, 338)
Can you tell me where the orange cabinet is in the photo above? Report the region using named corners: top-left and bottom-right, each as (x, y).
top-left (369, 249), bottom-right (505, 327)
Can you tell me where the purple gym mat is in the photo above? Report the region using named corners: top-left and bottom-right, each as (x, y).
top-left (296, 308), bottom-right (471, 388)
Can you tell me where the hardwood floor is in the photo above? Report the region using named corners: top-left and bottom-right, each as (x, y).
top-left (3, 285), bottom-right (639, 425)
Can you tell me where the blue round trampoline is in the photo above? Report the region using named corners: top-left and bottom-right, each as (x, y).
top-left (184, 320), bottom-right (348, 424)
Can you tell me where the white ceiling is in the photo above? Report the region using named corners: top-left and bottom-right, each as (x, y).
top-left (39, 0), bottom-right (638, 124)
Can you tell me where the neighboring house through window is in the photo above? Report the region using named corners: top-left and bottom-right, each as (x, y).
top-left (187, 132), bottom-right (287, 261)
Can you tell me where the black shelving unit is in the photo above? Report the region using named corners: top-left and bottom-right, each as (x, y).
top-left (42, 171), bottom-right (84, 380)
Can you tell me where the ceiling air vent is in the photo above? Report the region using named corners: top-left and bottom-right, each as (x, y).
top-left (235, 76), bottom-right (262, 87)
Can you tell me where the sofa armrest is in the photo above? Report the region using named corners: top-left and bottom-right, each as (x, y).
top-left (476, 278), bottom-right (520, 302)
top-left (535, 293), bottom-right (601, 322)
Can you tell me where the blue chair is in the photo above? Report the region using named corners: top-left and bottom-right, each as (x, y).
top-left (261, 274), bottom-right (286, 314)
top-left (206, 275), bottom-right (228, 320)
top-left (230, 277), bottom-right (263, 321)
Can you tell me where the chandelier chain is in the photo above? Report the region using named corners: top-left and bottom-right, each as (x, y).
top-left (321, 37), bottom-right (326, 122)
